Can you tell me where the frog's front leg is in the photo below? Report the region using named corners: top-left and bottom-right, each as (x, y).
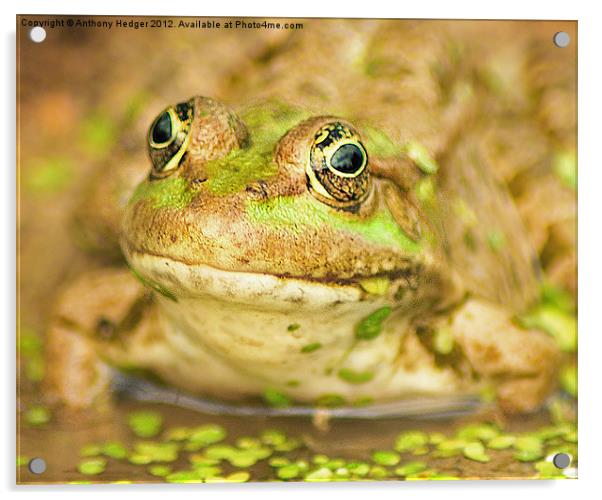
top-left (44, 268), bottom-right (153, 408)
top-left (442, 299), bottom-right (561, 413)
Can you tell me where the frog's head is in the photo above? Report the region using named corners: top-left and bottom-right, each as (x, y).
top-left (121, 96), bottom-right (453, 308)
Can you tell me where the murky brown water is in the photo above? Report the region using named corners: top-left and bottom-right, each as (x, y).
top-left (18, 397), bottom-right (565, 484)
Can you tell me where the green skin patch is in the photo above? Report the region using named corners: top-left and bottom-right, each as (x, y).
top-left (128, 102), bottom-right (425, 258)
top-left (128, 102), bottom-right (311, 206)
top-left (129, 176), bottom-right (194, 210)
top-left (204, 103), bottom-right (312, 196)
top-left (246, 195), bottom-right (420, 252)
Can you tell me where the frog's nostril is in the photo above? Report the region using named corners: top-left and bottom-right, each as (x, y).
top-left (191, 177), bottom-right (208, 186)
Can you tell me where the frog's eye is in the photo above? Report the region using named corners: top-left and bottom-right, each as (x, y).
top-left (307, 122), bottom-right (370, 208)
top-left (148, 100), bottom-right (194, 178)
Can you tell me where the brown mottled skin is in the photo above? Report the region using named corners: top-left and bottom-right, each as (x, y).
top-left (124, 108), bottom-right (437, 282)
top-left (44, 95), bottom-right (560, 414)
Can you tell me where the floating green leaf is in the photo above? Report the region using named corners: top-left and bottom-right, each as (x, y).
top-left (127, 411), bottom-right (163, 438)
top-left (78, 458), bottom-right (107, 475)
top-left (25, 406), bottom-right (50, 426)
top-left (262, 389), bottom-right (292, 408)
top-left (371, 450), bottom-right (400, 466)
top-left (301, 342), bottom-right (322, 353)
top-left (463, 442), bottom-right (491, 463)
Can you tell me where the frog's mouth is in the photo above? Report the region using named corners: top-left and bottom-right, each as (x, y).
top-left (124, 247), bottom-right (373, 310)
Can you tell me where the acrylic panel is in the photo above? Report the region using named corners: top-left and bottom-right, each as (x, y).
top-left (16, 16), bottom-right (577, 484)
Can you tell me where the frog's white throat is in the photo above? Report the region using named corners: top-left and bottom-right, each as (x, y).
top-left (124, 249), bottom-right (371, 311)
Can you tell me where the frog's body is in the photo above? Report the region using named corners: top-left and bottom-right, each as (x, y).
top-left (45, 97), bottom-right (559, 413)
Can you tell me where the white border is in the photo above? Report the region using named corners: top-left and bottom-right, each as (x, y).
top-left (3, 1), bottom-right (601, 499)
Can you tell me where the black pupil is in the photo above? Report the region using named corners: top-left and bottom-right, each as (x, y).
top-left (152, 112), bottom-right (172, 144)
top-left (330, 143), bottom-right (364, 174)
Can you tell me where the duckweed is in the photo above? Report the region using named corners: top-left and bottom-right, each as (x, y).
top-left (60, 409), bottom-right (577, 482)
top-left (456, 423), bottom-right (499, 441)
top-left (296, 460), bottom-right (309, 472)
top-left (194, 463), bottom-right (224, 476)
top-left (165, 470), bottom-right (204, 483)
top-left (189, 455), bottom-right (220, 467)
top-left (236, 436), bottom-right (262, 449)
top-left (518, 305), bottom-right (577, 352)
top-left (228, 447), bottom-right (272, 468)
top-left (78, 458), bottom-right (107, 475)
top-left (189, 424), bottom-right (227, 446)
top-left (25, 406), bottom-right (51, 426)
top-left (260, 429), bottom-right (288, 446)
top-left (334, 467), bottom-right (350, 478)
top-left (486, 435), bottom-right (516, 450)
top-left (405, 470), bottom-right (437, 480)
top-left (337, 368), bottom-right (374, 384)
top-left (372, 450), bottom-right (401, 466)
top-left (513, 436), bottom-right (544, 462)
top-left (428, 432), bottom-right (446, 445)
top-left (127, 410), bottom-right (163, 438)
top-left (204, 444), bottom-right (236, 460)
top-left (552, 149), bottom-right (577, 190)
top-left (269, 456), bottom-right (290, 468)
top-left (347, 461), bottom-right (371, 477)
top-left (560, 364), bottom-right (577, 397)
top-left (355, 306), bottom-right (392, 340)
top-left (128, 454), bottom-right (153, 465)
top-left (534, 460), bottom-right (565, 479)
top-left (315, 394), bottom-right (346, 407)
top-left (394, 431), bottom-right (429, 452)
top-left (80, 444), bottom-right (102, 457)
top-left (368, 465), bottom-right (389, 479)
top-left (487, 230), bottom-right (506, 251)
top-left (324, 458), bottom-right (346, 470)
top-left (301, 342), bottom-right (322, 353)
top-left (352, 396), bottom-right (374, 407)
top-left (435, 438), bottom-right (467, 457)
top-left (19, 329), bottom-right (45, 382)
top-left (102, 441), bottom-right (128, 459)
top-left (222, 471), bottom-right (251, 482)
top-left (148, 465), bottom-right (172, 477)
top-left (463, 442), bottom-right (491, 463)
top-left (134, 441), bottom-right (178, 462)
top-left (273, 437), bottom-right (302, 452)
top-left (304, 467), bottom-right (334, 481)
top-left (564, 430), bottom-right (577, 443)
top-left (394, 461), bottom-right (428, 477)
top-left (277, 464), bottom-right (301, 480)
top-left (262, 389), bottom-right (292, 408)
top-left (164, 426), bottom-right (192, 441)
top-left (541, 282), bottom-right (575, 314)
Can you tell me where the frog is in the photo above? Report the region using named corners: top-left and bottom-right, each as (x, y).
top-left (44, 96), bottom-right (560, 414)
